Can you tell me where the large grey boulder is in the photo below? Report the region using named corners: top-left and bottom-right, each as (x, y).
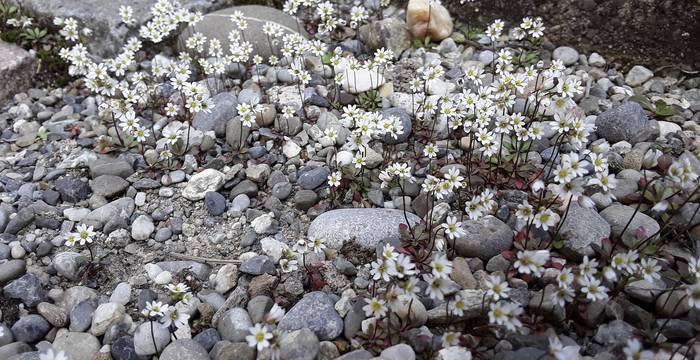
top-left (16, 0), bottom-right (215, 57)
top-left (307, 208), bottom-right (421, 249)
top-left (559, 204), bottom-right (611, 258)
top-left (278, 292), bottom-right (343, 340)
top-left (595, 102), bottom-right (653, 144)
top-left (453, 216), bottom-right (513, 260)
top-left (179, 5), bottom-right (306, 60)
top-left (0, 41), bottom-right (35, 104)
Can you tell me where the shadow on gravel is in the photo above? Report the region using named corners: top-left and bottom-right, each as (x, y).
top-left (446, 0), bottom-right (700, 71)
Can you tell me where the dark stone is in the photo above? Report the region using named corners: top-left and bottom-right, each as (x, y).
top-left (111, 336), bottom-right (139, 360)
top-left (3, 273), bottom-right (46, 307)
top-left (55, 176), bottom-right (92, 203)
top-left (205, 192), bottom-right (227, 216)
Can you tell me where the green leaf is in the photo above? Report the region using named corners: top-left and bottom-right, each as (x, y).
top-left (653, 101), bottom-right (678, 117)
top-left (627, 95), bottom-right (654, 111)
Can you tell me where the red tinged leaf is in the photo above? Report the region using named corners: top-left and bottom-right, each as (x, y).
top-left (501, 250), bottom-right (516, 261)
top-left (514, 178), bottom-right (525, 189)
top-left (634, 226), bottom-right (647, 240)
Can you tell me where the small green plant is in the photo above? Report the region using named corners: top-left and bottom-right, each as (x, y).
top-left (628, 95), bottom-right (680, 118)
top-left (356, 89), bottom-right (382, 111)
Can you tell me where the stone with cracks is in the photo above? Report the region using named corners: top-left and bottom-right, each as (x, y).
top-left (0, 41), bottom-right (35, 104)
top-left (180, 5), bottom-right (306, 60)
top-left (307, 208), bottom-right (421, 250)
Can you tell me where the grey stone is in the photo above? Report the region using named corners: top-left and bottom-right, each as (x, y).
top-left (134, 321), bottom-right (170, 356)
top-left (205, 192), bottom-right (227, 216)
top-left (294, 190), bottom-right (319, 210)
top-left (0, 41), bottom-right (35, 103)
top-left (272, 182), bottom-right (293, 200)
top-left (595, 102), bottom-right (652, 144)
top-left (155, 261), bottom-right (211, 280)
top-left (193, 328), bottom-right (220, 351)
top-left (559, 204), bottom-right (611, 258)
top-left (21, 0), bottom-right (213, 56)
top-left (3, 273), bottom-right (46, 307)
top-left (229, 180), bottom-right (258, 198)
top-left (0, 260), bottom-right (26, 285)
top-left (182, 169), bottom-right (226, 201)
top-left (297, 167), bottom-right (330, 190)
top-left (193, 93), bottom-right (238, 137)
top-left (552, 46), bottom-right (579, 66)
top-left (210, 341), bottom-right (256, 360)
top-left (4, 208), bottom-right (33, 235)
top-left (91, 175), bottom-right (129, 198)
top-left (160, 339), bottom-right (209, 360)
top-left (0, 342), bottom-right (32, 360)
top-left (229, 194), bottom-right (250, 212)
top-left (111, 336), bottom-right (139, 360)
top-left (53, 331), bottom-right (100, 360)
top-left (307, 208), bottom-right (420, 249)
top-left (36, 302), bottom-right (68, 327)
top-left (600, 204), bottom-right (660, 247)
top-left (181, 5), bottom-right (306, 60)
top-left (279, 328), bottom-right (319, 360)
top-left (225, 117), bottom-right (251, 149)
top-left (358, 18), bottom-right (411, 57)
top-left (240, 255), bottom-right (276, 276)
top-left (53, 252), bottom-right (88, 281)
top-left (216, 308), bottom-right (252, 342)
top-left (55, 176), bottom-right (92, 203)
top-left (453, 216), bottom-right (513, 260)
top-left (88, 157), bottom-right (134, 178)
top-left (381, 344), bottom-right (416, 360)
top-left (10, 315), bottom-right (49, 343)
top-left (70, 299), bottom-right (98, 332)
top-left (90, 302), bottom-right (126, 336)
top-left (82, 197), bottom-right (135, 230)
top-left (593, 320), bottom-right (636, 346)
top-left (625, 65), bottom-right (654, 87)
top-left (131, 215), bottom-right (155, 241)
top-left (278, 292), bottom-right (343, 340)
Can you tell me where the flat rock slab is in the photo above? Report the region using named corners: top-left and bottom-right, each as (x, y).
top-left (307, 208), bottom-right (421, 250)
top-left (18, 0), bottom-right (215, 56)
top-left (180, 5), bottom-right (306, 60)
top-left (0, 41), bottom-right (35, 103)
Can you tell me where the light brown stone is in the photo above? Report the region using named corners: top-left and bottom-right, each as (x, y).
top-left (406, 0), bottom-right (454, 42)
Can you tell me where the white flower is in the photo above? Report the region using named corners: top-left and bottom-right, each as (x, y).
top-left (166, 283), bottom-right (190, 295)
top-left (162, 308), bottom-right (190, 328)
top-left (533, 208), bottom-right (560, 231)
top-left (430, 254), bottom-right (453, 279)
top-left (578, 255), bottom-right (599, 279)
top-left (424, 274), bottom-right (450, 301)
top-left (76, 224), bottom-right (96, 245)
top-left (689, 257), bottom-right (700, 279)
top-left (639, 258), bottom-right (661, 283)
top-left (441, 331), bottom-right (461, 347)
top-left (686, 282), bottom-right (700, 309)
top-left (381, 244), bottom-right (398, 262)
top-left (550, 285), bottom-right (574, 307)
top-left (579, 277), bottom-right (608, 302)
top-left (623, 338), bottom-right (653, 360)
top-left (40, 349), bottom-right (69, 360)
top-left (371, 260), bottom-right (391, 282)
top-left (423, 143), bottom-right (438, 158)
top-left (488, 301), bottom-right (523, 332)
top-left (514, 250), bottom-right (549, 276)
top-left (327, 171), bottom-right (342, 187)
top-left (485, 275), bottom-right (510, 301)
top-left (442, 216), bottom-right (465, 240)
top-left (265, 303), bottom-right (285, 323)
top-left (363, 297), bottom-right (387, 318)
top-left (548, 335), bottom-right (581, 360)
top-left (309, 237), bottom-right (326, 254)
top-left (246, 323), bottom-right (273, 351)
top-left (144, 301), bottom-right (169, 318)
